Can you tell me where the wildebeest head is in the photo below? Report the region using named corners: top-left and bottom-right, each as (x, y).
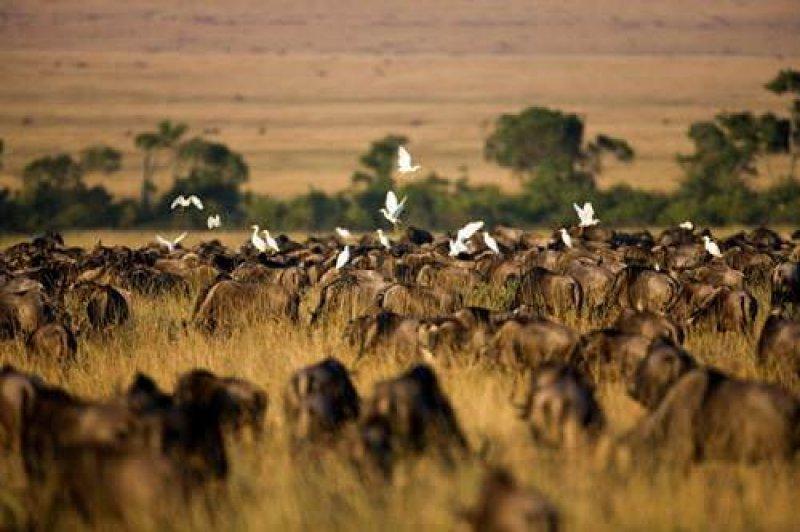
top-left (628, 339), bottom-right (697, 410)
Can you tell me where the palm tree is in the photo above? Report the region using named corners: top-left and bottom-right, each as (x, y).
top-left (134, 120), bottom-right (187, 213)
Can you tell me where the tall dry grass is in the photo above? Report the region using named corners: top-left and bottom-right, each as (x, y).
top-left (0, 232), bottom-right (799, 530)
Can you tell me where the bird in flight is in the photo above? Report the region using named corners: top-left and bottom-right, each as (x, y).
top-left (207, 214), bottom-right (221, 229)
top-left (397, 146), bottom-right (421, 174)
top-left (703, 235), bottom-right (722, 258)
top-left (559, 228), bottom-right (573, 249)
top-left (155, 232), bottom-right (188, 253)
top-left (376, 229), bottom-right (391, 250)
top-left (171, 194), bottom-right (204, 211)
top-left (573, 202), bottom-right (599, 227)
top-left (336, 246), bottom-right (351, 269)
top-left (483, 231), bottom-right (500, 254)
top-left (456, 220), bottom-right (484, 243)
top-left (380, 190), bottom-right (407, 226)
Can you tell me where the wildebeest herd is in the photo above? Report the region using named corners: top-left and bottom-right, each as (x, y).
top-left (1, 224), bottom-right (800, 529)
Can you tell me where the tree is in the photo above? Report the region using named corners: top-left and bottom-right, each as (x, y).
top-left (765, 69), bottom-right (800, 178)
top-left (79, 144), bottom-right (122, 175)
top-left (134, 120), bottom-right (188, 214)
top-left (22, 154), bottom-right (83, 192)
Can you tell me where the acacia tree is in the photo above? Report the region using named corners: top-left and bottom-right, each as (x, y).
top-left (79, 144), bottom-right (122, 175)
top-left (766, 69), bottom-right (800, 178)
top-left (134, 120), bottom-right (188, 213)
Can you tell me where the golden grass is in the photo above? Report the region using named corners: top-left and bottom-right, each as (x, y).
top-left (1, 231), bottom-right (799, 530)
top-left (0, 51), bottom-right (796, 199)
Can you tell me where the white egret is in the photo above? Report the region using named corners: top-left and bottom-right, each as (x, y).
top-left (703, 235), bottom-right (722, 258)
top-left (397, 146), bottom-right (421, 173)
top-left (679, 221), bottom-right (694, 231)
top-left (483, 231), bottom-right (500, 254)
top-left (456, 220), bottom-right (484, 243)
top-left (377, 229), bottom-right (391, 250)
top-left (250, 225), bottom-right (267, 253)
top-left (262, 229), bottom-right (280, 253)
top-left (573, 202), bottom-right (599, 227)
top-left (380, 190), bottom-right (407, 225)
top-left (170, 194), bottom-right (204, 210)
top-left (559, 228), bottom-right (573, 249)
top-left (335, 227), bottom-right (352, 240)
top-left (448, 238), bottom-right (469, 257)
top-left (155, 232), bottom-right (188, 253)
top-left (336, 246), bottom-right (350, 269)
top-left (206, 214), bottom-right (221, 229)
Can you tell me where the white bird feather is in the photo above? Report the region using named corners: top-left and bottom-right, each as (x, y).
top-left (559, 228), bottom-right (573, 249)
top-left (397, 146), bottom-right (421, 173)
top-left (456, 220), bottom-right (484, 243)
top-left (380, 190), bottom-right (407, 225)
top-left (250, 225), bottom-right (267, 253)
top-left (377, 229), bottom-right (391, 250)
top-left (573, 202), bottom-right (599, 227)
top-left (170, 194), bottom-right (204, 211)
top-left (155, 232), bottom-right (188, 253)
top-left (483, 231), bottom-right (500, 254)
top-left (336, 246), bottom-right (350, 269)
top-left (703, 235), bottom-right (722, 258)
top-left (207, 214), bottom-right (221, 229)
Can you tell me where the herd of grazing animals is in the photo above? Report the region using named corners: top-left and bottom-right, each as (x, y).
top-left (1, 223), bottom-right (800, 529)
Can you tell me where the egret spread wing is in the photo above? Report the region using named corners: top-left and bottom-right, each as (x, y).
top-left (484, 232), bottom-right (499, 254)
top-left (386, 191), bottom-right (398, 213)
top-left (171, 195), bottom-right (186, 210)
top-left (156, 235), bottom-right (171, 248)
top-left (395, 195), bottom-right (407, 216)
top-left (457, 220), bottom-right (484, 242)
top-left (174, 232), bottom-right (188, 245)
top-left (189, 195), bottom-right (204, 210)
top-left (398, 146), bottom-right (411, 168)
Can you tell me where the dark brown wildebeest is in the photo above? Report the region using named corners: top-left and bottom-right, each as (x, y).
top-left (564, 259), bottom-right (614, 319)
top-left (517, 363), bottom-right (605, 449)
top-left (757, 311), bottom-right (800, 377)
top-left (462, 468), bottom-right (560, 532)
top-left (304, 269), bottom-right (389, 324)
top-left (26, 322), bottom-right (77, 363)
top-left (174, 369), bottom-right (268, 440)
top-left (514, 267), bottom-right (582, 320)
top-left (771, 261), bottom-right (800, 313)
top-left (488, 318), bottom-right (580, 370)
top-left (68, 281), bottom-right (131, 333)
top-left (613, 309), bottom-right (685, 345)
top-left (575, 329), bottom-right (652, 385)
top-left (688, 286), bottom-right (758, 333)
top-left (628, 340), bottom-right (697, 410)
top-left (627, 362), bottom-right (800, 463)
top-left (192, 278), bottom-right (299, 333)
top-left (378, 283), bottom-right (464, 319)
top-left (0, 277), bottom-right (53, 339)
top-left (607, 265), bottom-right (680, 315)
top-left (359, 364), bottom-right (468, 473)
top-left (284, 358), bottom-right (360, 443)
top-left (0, 365), bottom-right (45, 450)
top-left (344, 311), bottom-right (422, 359)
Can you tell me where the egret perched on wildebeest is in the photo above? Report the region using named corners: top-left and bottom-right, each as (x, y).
top-left (448, 237), bottom-right (469, 257)
top-left (170, 194), bottom-right (204, 211)
top-left (397, 146), bottom-right (421, 174)
top-left (336, 246), bottom-right (350, 269)
top-left (703, 235), bottom-right (722, 258)
top-left (679, 220), bottom-right (694, 231)
top-left (559, 228), bottom-right (573, 249)
top-left (250, 225), bottom-right (267, 253)
top-left (456, 220), bottom-right (484, 243)
top-left (335, 227), bottom-right (352, 240)
top-left (380, 191), bottom-right (407, 226)
top-left (573, 202), bottom-right (599, 227)
top-left (262, 230), bottom-right (280, 253)
top-left (483, 231), bottom-right (500, 254)
top-left (377, 229), bottom-right (391, 250)
top-left (207, 214), bottom-right (221, 229)
top-left (155, 232), bottom-right (188, 253)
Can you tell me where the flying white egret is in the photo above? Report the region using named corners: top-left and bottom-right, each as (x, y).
top-left (155, 232), bottom-right (188, 253)
top-left (449, 237), bottom-right (469, 257)
top-left (397, 146), bottom-right (421, 173)
top-left (679, 221), bottom-right (694, 231)
top-left (573, 202), bottom-right (599, 227)
top-left (170, 194), bottom-right (204, 211)
top-left (262, 230), bottom-right (280, 253)
top-left (559, 228), bottom-right (573, 249)
top-left (335, 227), bottom-right (352, 240)
top-left (250, 225), bottom-right (267, 253)
top-left (456, 220), bottom-right (485, 243)
top-left (483, 231), bottom-right (500, 254)
top-left (336, 246), bottom-right (350, 269)
top-left (206, 214), bottom-right (221, 229)
top-left (376, 229), bottom-right (391, 250)
top-left (703, 235), bottom-right (722, 258)
top-left (380, 190), bottom-right (407, 225)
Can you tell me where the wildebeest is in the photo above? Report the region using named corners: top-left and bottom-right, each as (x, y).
top-left (757, 311), bottom-right (800, 377)
top-left (517, 363), bottom-right (605, 449)
top-left (192, 277), bottom-right (299, 332)
top-left (284, 358), bottom-right (360, 443)
top-left (462, 468), bottom-right (560, 532)
top-left (488, 318), bottom-right (580, 370)
top-left (514, 267), bottom-right (582, 320)
top-left (26, 322), bottom-right (77, 363)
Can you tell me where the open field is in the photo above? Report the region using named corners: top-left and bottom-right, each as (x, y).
top-left (1, 0), bottom-right (798, 198)
top-left (1, 229), bottom-right (800, 529)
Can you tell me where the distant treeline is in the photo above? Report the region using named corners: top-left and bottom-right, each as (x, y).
top-left (1, 69), bottom-right (798, 233)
